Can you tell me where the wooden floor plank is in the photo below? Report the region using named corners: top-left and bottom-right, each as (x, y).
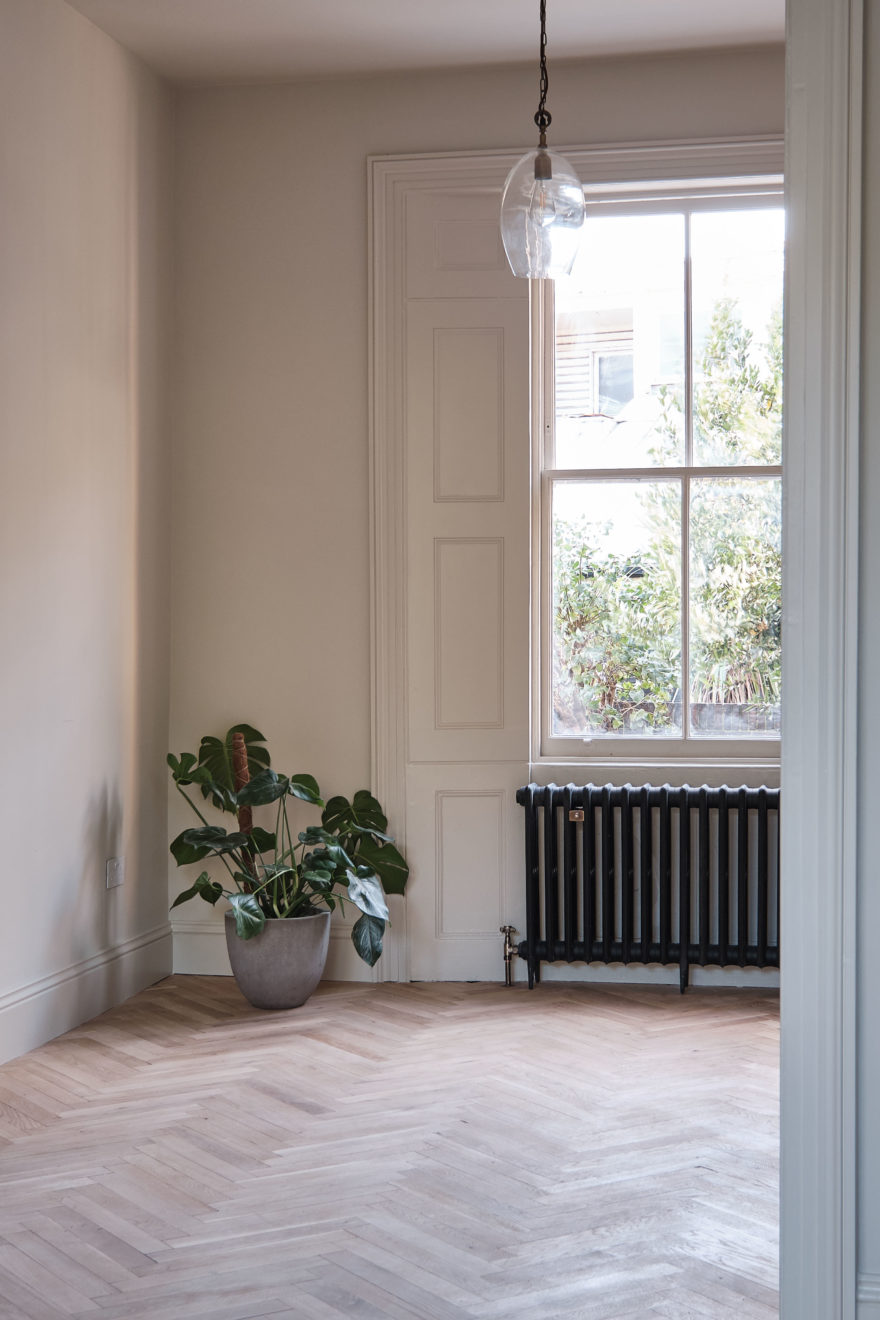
top-left (0, 978), bottom-right (778, 1318)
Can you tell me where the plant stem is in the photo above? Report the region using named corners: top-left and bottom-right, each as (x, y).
top-left (176, 783), bottom-right (212, 827)
top-left (215, 853), bottom-right (240, 884)
top-left (176, 784), bottom-right (240, 885)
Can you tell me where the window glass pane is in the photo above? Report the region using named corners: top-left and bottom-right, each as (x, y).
top-left (597, 352), bottom-right (634, 416)
top-left (689, 478), bottom-right (781, 736)
top-left (554, 214), bottom-right (686, 469)
top-left (690, 209), bottom-right (784, 466)
top-left (552, 480), bottom-right (682, 736)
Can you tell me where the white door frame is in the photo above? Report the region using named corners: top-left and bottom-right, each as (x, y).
top-left (781, 0), bottom-right (862, 1314)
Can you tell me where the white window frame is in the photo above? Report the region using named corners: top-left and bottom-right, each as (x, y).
top-left (533, 178), bottom-right (785, 768)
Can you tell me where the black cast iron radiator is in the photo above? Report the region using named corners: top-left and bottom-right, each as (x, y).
top-left (515, 784), bottom-right (780, 992)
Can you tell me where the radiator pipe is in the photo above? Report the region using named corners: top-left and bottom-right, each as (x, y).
top-left (500, 926), bottom-right (519, 986)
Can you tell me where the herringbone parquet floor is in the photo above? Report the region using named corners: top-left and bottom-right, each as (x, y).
top-left (0, 978), bottom-right (779, 1320)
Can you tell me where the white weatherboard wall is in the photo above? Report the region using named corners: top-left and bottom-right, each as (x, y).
top-left (0, 0), bottom-right (173, 1062)
top-left (170, 46), bottom-right (785, 975)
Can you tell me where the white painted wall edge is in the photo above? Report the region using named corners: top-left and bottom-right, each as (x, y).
top-left (781, 0), bottom-right (862, 1314)
top-left (0, 924), bottom-right (172, 1066)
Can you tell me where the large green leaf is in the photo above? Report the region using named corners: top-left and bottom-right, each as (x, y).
top-left (227, 893), bottom-right (266, 940)
top-left (288, 773), bottom-right (323, 806)
top-left (171, 827), bottom-right (251, 868)
top-left (197, 725), bottom-right (271, 795)
top-left (181, 826), bottom-right (250, 856)
top-left (168, 750), bottom-right (197, 777)
top-left (248, 826), bottom-right (277, 855)
top-left (354, 837), bottom-right (409, 895)
top-left (345, 868), bottom-right (389, 921)
top-left (322, 791), bottom-right (389, 839)
top-left (347, 822), bottom-right (394, 843)
top-left (351, 790), bottom-right (388, 834)
top-left (170, 829), bottom-right (211, 867)
top-left (236, 768), bottom-right (289, 806)
top-left (351, 913), bottom-right (385, 966)
top-left (304, 841), bottom-right (352, 871)
top-left (167, 752), bottom-right (215, 788)
top-left (321, 795), bottom-right (353, 834)
top-left (170, 871), bottom-right (224, 909)
top-left (302, 868), bottom-right (334, 893)
top-left (298, 826), bottom-right (350, 853)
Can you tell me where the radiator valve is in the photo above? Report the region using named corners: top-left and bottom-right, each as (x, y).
top-left (500, 925), bottom-right (519, 986)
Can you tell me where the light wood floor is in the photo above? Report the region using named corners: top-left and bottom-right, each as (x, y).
top-left (0, 978), bottom-right (779, 1319)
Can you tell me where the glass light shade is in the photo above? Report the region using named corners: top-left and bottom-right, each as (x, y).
top-left (500, 147), bottom-right (586, 278)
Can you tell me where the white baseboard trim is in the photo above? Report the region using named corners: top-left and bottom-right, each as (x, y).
top-left (173, 921), bottom-right (777, 991)
top-left (859, 1275), bottom-right (880, 1316)
top-left (172, 921), bottom-right (377, 982)
top-left (171, 920), bottom-right (234, 976)
top-left (0, 923), bottom-right (172, 1065)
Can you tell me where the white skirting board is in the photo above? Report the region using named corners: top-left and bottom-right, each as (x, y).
top-left (0, 924), bottom-right (172, 1066)
top-left (172, 920), bottom-right (377, 982)
top-left (860, 1277), bottom-right (880, 1317)
top-left (173, 918), bottom-right (777, 990)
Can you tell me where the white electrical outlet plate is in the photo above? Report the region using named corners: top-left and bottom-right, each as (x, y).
top-left (106, 857), bottom-right (125, 889)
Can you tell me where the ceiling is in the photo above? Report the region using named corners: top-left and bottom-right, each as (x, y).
top-left (63, 0), bottom-right (785, 86)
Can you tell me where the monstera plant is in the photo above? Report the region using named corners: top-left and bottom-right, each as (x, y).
top-left (168, 724), bottom-right (408, 969)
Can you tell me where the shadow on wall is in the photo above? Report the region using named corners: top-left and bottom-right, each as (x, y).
top-left (46, 784), bottom-right (124, 1023)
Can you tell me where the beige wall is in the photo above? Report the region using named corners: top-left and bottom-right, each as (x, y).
top-left (0, 3), bottom-right (786, 1038)
top-left (170, 45), bottom-right (785, 970)
top-left (170, 47), bottom-right (784, 772)
top-left (0, 0), bottom-right (173, 1059)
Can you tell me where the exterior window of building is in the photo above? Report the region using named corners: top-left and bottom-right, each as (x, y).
top-left (540, 197), bottom-right (784, 761)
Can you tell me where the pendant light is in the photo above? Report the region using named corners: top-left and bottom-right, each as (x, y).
top-left (500, 0), bottom-right (586, 279)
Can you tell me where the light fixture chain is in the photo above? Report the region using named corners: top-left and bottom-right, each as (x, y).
top-left (499, 0), bottom-right (586, 278)
top-left (534, 0), bottom-right (551, 139)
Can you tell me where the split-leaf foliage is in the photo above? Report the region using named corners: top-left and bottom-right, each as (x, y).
top-left (168, 726), bottom-right (408, 966)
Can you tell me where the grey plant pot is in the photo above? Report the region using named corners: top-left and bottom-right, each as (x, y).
top-left (224, 910), bottom-right (331, 1010)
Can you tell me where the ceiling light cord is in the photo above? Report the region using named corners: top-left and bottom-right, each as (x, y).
top-left (535, 0), bottom-right (551, 146)
top-left (499, 0), bottom-right (585, 278)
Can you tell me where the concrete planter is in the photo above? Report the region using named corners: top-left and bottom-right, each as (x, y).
top-left (224, 910), bottom-right (331, 1009)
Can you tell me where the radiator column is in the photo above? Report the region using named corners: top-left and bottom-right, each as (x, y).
top-left (514, 783), bottom-right (780, 991)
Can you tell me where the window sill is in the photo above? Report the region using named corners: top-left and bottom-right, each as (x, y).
top-left (531, 756), bottom-right (780, 790)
